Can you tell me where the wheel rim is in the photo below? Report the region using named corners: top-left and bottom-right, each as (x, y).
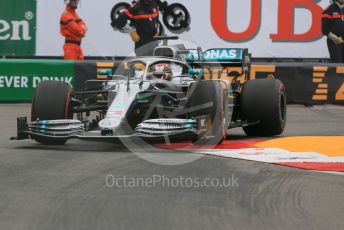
top-left (280, 92), bottom-right (286, 122)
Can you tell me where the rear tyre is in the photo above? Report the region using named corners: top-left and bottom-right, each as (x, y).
top-left (31, 81), bottom-right (73, 145)
top-left (187, 81), bottom-right (226, 145)
top-left (240, 79), bottom-right (286, 136)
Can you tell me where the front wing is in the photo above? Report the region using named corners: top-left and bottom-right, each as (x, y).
top-left (11, 117), bottom-right (200, 143)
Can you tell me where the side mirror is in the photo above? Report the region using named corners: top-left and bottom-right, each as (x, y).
top-left (97, 69), bottom-right (112, 75)
top-left (188, 68), bottom-right (204, 76)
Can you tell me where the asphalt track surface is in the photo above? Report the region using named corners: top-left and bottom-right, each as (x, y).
top-left (0, 104), bottom-right (343, 230)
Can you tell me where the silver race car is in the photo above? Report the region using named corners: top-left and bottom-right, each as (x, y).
top-left (12, 41), bottom-right (287, 145)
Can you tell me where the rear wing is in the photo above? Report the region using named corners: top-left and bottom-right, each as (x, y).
top-left (185, 48), bottom-right (251, 76)
top-left (186, 48), bottom-right (249, 63)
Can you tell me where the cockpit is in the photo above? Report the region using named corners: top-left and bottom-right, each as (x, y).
top-left (147, 61), bottom-right (186, 81)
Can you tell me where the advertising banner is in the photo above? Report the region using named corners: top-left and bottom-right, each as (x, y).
top-left (90, 60), bottom-right (344, 105)
top-left (0, 60), bottom-right (74, 102)
top-left (0, 0), bottom-right (36, 56)
top-left (202, 63), bottom-right (344, 105)
top-left (0, 59), bottom-right (343, 105)
top-left (36, 0), bottom-right (331, 58)
top-left (254, 64), bottom-right (344, 105)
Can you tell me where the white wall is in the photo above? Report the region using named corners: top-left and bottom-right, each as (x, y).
top-left (36, 0), bottom-right (330, 58)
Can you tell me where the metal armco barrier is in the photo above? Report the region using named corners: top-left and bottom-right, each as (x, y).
top-left (0, 59), bottom-right (343, 105)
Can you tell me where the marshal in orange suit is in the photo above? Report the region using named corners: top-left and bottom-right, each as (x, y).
top-left (60, 0), bottom-right (87, 60)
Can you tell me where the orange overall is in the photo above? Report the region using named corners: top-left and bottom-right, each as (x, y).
top-left (60, 5), bottom-right (87, 60)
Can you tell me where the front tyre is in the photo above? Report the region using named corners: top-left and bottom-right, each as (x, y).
top-left (240, 79), bottom-right (286, 136)
top-left (187, 81), bottom-right (227, 145)
top-left (31, 81), bottom-right (73, 145)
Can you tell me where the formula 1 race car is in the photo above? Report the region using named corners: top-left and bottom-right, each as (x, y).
top-left (12, 39), bottom-right (286, 145)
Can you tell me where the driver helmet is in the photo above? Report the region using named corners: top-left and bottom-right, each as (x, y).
top-left (149, 63), bottom-right (172, 80)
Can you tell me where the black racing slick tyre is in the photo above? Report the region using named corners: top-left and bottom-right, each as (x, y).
top-left (187, 81), bottom-right (227, 145)
top-left (240, 79), bottom-right (286, 136)
top-left (31, 81), bottom-right (73, 145)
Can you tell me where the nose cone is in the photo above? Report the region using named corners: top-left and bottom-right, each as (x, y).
top-left (98, 118), bottom-right (120, 130)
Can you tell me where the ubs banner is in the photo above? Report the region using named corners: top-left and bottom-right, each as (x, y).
top-left (0, 0), bottom-right (36, 56)
top-left (35, 0), bottom-right (331, 58)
